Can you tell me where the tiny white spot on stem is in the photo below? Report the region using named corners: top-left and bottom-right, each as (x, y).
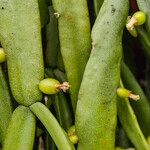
top-left (54, 12), bottom-right (60, 18)
top-left (44, 95), bottom-right (48, 104)
top-left (92, 42), bottom-right (95, 51)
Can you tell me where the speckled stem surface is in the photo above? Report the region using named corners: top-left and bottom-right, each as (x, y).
top-left (0, 0), bottom-right (44, 106)
top-left (75, 0), bottom-right (129, 149)
top-left (52, 0), bottom-right (91, 112)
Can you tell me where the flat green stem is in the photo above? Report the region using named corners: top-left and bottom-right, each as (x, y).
top-left (0, 66), bottom-right (12, 144)
top-left (117, 81), bottom-right (149, 150)
top-left (3, 106), bottom-right (36, 150)
top-left (54, 92), bottom-right (73, 131)
top-left (121, 62), bottom-right (150, 137)
top-left (52, 0), bottom-right (91, 112)
top-left (93, 0), bottom-right (104, 17)
top-left (29, 102), bottom-right (75, 150)
top-left (137, 27), bottom-right (150, 60)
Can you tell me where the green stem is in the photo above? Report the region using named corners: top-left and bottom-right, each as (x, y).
top-left (117, 80), bottom-right (149, 150)
top-left (45, 132), bottom-right (57, 150)
top-left (29, 102), bottom-right (75, 150)
top-left (57, 50), bottom-right (65, 73)
top-left (52, 0), bottom-right (91, 112)
top-left (38, 0), bottom-right (49, 28)
top-left (3, 106), bottom-right (36, 150)
top-left (53, 69), bottom-right (67, 82)
top-left (0, 66), bottom-right (12, 144)
top-left (54, 92), bottom-right (73, 131)
top-left (76, 0), bottom-right (129, 149)
top-left (121, 62), bottom-right (150, 137)
top-left (45, 6), bottom-right (59, 68)
top-left (93, 0), bottom-right (104, 17)
top-left (137, 27), bottom-right (150, 60)
top-left (116, 127), bottom-right (130, 149)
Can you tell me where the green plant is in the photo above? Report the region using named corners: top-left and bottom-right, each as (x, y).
top-left (75, 0), bottom-right (129, 149)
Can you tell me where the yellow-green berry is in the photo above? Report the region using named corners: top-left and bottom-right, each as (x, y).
top-left (117, 87), bottom-right (140, 101)
top-left (68, 125), bottom-right (78, 144)
top-left (133, 11), bottom-right (146, 26)
top-left (0, 48), bottom-right (6, 63)
top-left (69, 135), bottom-right (78, 145)
top-left (117, 88), bottom-right (130, 98)
top-left (39, 78), bottom-right (60, 95)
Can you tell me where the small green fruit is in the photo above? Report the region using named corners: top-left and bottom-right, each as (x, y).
top-left (117, 88), bottom-right (130, 98)
top-left (133, 11), bottom-right (146, 26)
top-left (117, 87), bottom-right (140, 101)
top-left (68, 125), bottom-right (78, 144)
top-left (0, 48), bottom-right (6, 63)
top-left (39, 78), bottom-right (60, 95)
top-left (39, 78), bottom-right (70, 94)
top-left (69, 135), bottom-right (78, 145)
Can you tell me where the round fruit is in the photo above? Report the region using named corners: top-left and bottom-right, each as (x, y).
top-left (39, 78), bottom-right (60, 95)
top-left (0, 48), bottom-right (6, 63)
